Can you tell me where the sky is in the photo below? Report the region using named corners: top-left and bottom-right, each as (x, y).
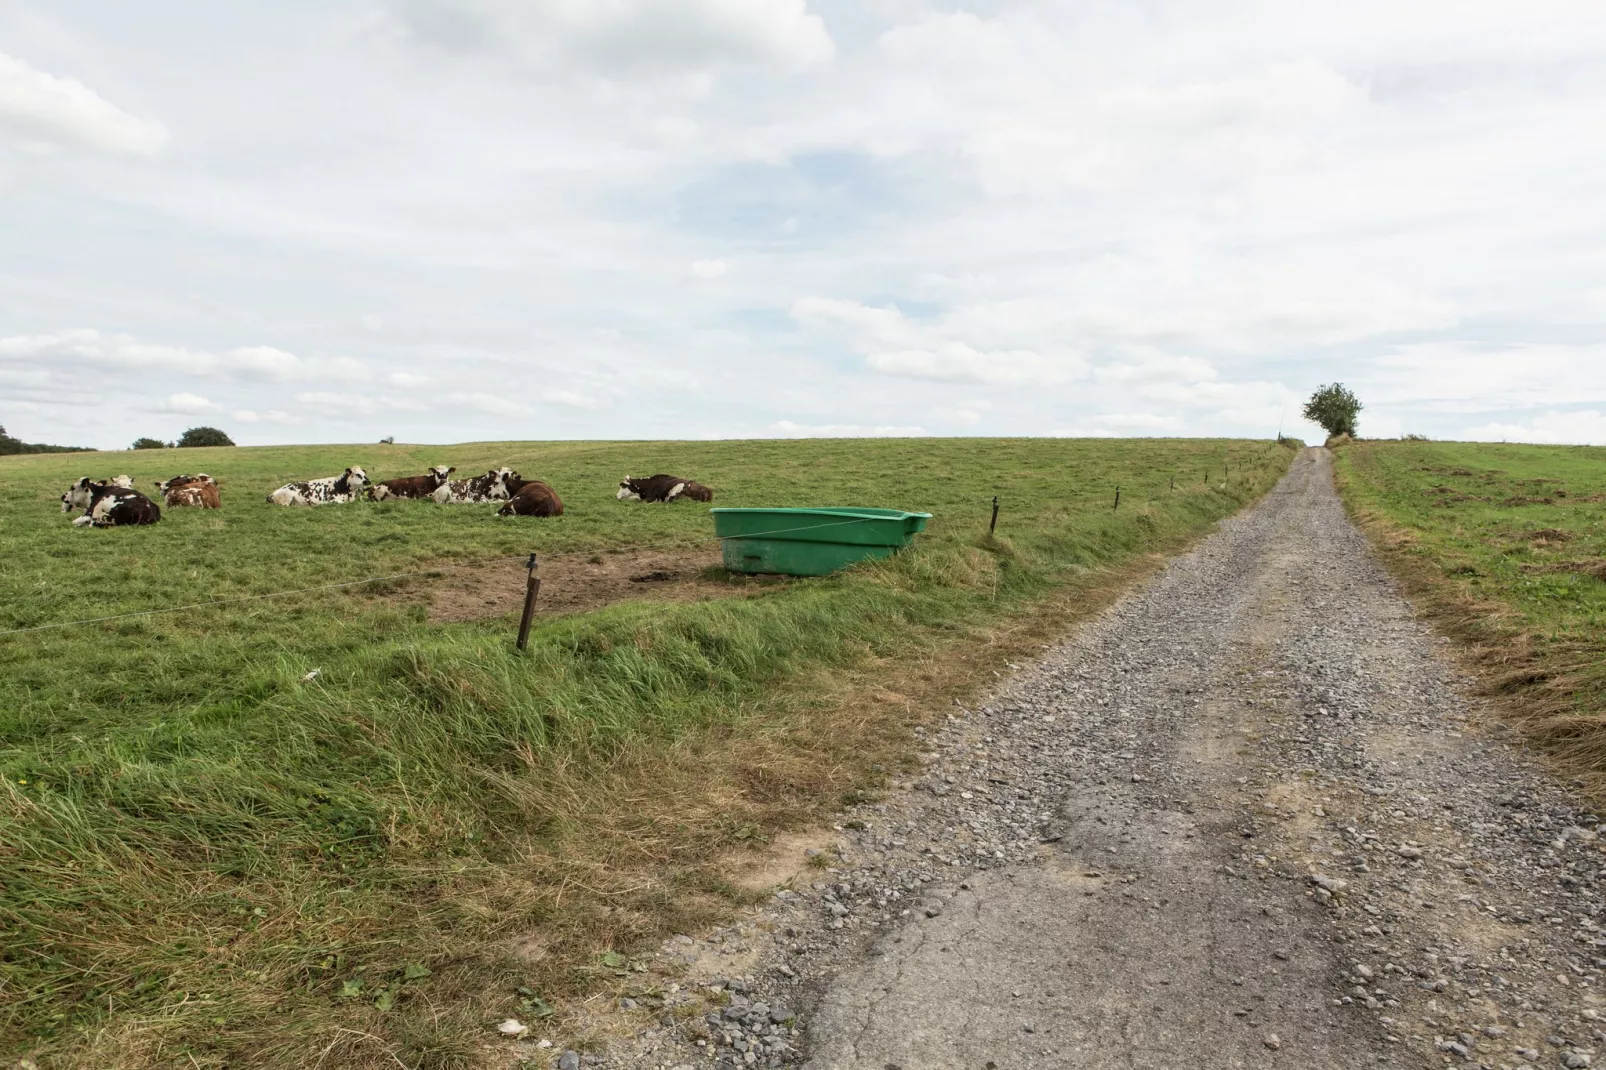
top-left (2, 0), bottom-right (1606, 449)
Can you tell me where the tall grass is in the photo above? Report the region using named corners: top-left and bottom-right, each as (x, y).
top-left (0, 437), bottom-right (1291, 1066)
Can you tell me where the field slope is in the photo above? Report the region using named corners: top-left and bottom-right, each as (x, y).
top-left (1337, 439), bottom-right (1606, 782)
top-left (1, 437), bottom-right (1291, 1067)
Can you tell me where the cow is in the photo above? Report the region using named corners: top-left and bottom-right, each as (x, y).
top-left (498, 480), bottom-right (564, 517)
top-left (616, 474), bottom-right (714, 503)
top-left (59, 478), bottom-right (162, 527)
top-left (109, 474), bottom-right (134, 489)
top-left (267, 467), bottom-right (371, 506)
top-left (370, 465), bottom-right (455, 501)
top-left (433, 467), bottom-right (513, 504)
top-left (155, 473), bottom-right (221, 509)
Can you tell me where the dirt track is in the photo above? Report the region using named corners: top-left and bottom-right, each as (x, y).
top-left (546, 448), bottom-right (1606, 1070)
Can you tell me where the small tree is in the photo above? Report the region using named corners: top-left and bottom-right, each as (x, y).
top-left (132, 437), bottom-right (168, 450)
top-left (176, 426), bottom-right (235, 448)
top-left (1302, 383), bottom-right (1362, 438)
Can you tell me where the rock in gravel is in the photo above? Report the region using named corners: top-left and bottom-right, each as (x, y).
top-left (1263, 1034), bottom-right (1282, 1051)
top-left (557, 1051), bottom-right (580, 1070)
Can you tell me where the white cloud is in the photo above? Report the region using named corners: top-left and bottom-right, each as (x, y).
top-left (1094, 412), bottom-right (1180, 431)
top-left (772, 420), bottom-right (927, 437)
top-left (228, 346), bottom-right (305, 381)
top-left (399, 0), bottom-right (834, 75)
top-left (156, 392), bottom-right (218, 414)
top-left (793, 297), bottom-right (1089, 385)
top-left (294, 391), bottom-right (375, 415)
top-left (1093, 356), bottom-right (1218, 386)
top-left (231, 409), bottom-right (297, 424)
top-left (0, 330), bottom-right (371, 385)
top-left (447, 391), bottom-right (527, 418)
top-left (1463, 410), bottom-right (1606, 445)
top-left (690, 258), bottom-right (727, 279)
top-left (0, 52), bottom-right (168, 155)
top-left (1360, 343), bottom-right (1606, 412)
top-left (387, 371), bottom-right (431, 387)
top-left (0, 329), bottom-right (212, 374)
top-left (542, 389), bottom-right (606, 410)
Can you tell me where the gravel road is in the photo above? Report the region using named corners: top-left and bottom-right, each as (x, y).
top-left (569, 448), bottom-right (1605, 1070)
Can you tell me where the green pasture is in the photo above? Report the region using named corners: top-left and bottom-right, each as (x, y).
top-left (1337, 439), bottom-right (1606, 637)
top-left (0, 437), bottom-right (1291, 1066)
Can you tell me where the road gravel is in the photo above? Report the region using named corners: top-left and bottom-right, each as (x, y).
top-left (569, 448), bottom-right (1605, 1070)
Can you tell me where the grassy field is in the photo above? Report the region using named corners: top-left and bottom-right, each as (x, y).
top-left (1, 437), bottom-right (1293, 1068)
top-left (1336, 439), bottom-right (1606, 782)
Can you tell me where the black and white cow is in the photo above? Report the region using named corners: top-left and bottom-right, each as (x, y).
top-left (370, 465), bottom-right (455, 501)
top-left (616, 474), bottom-right (714, 503)
top-left (432, 467), bottom-right (513, 504)
top-left (267, 467), bottom-right (371, 506)
top-left (59, 478), bottom-right (162, 528)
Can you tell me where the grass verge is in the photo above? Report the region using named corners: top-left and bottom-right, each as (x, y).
top-left (0, 437), bottom-right (1292, 1067)
top-left (1334, 439), bottom-right (1606, 794)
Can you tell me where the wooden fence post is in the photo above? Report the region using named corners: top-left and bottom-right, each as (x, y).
top-left (516, 553), bottom-right (541, 651)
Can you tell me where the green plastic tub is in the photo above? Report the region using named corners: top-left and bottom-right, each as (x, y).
top-left (711, 507), bottom-right (933, 576)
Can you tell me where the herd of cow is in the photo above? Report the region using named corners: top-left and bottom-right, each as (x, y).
top-left (56, 466), bottom-right (714, 528)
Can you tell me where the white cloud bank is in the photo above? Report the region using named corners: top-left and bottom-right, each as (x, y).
top-left (0, 51), bottom-right (167, 154)
top-left (3, 2), bottom-right (1606, 446)
top-left (1464, 411), bottom-right (1606, 445)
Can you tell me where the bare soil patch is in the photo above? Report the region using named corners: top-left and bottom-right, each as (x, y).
top-left (421, 546), bottom-right (791, 623)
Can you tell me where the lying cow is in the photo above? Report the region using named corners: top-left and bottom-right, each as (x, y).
top-left (60, 478), bottom-right (162, 527)
top-left (499, 480), bottom-right (564, 517)
top-left (616, 474), bottom-right (714, 503)
top-left (155, 473), bottom-right (221, 509)
top-left (267, 466), bottom-right (371, 506)
top-left (110, 474), bottom-right (134, 489)
top-left (433, 467), bottom-right (513, 504)
top-left (370, 465), bottom-right (455, 501)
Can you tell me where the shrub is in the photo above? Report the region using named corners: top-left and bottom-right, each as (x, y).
top-left (131, 437), bottom-right (169, 450)
top-left (177, 426), bottom-right (236, 448)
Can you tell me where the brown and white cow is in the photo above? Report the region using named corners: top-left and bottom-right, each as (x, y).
top-left (109, 474), bottom-right (134, 489)
top-left (268, 467), bottom-right (371, 506)
top-left (498, 480), bottom-right (564, 517)
top-left (433, 467), bottom-right (513, 504)
top-left (60, 478), bottom-right (162, 527)
top-left (155, 473), bottom-right (221, 509)
top-left (370, 465), bottom-right (455, 501)
top-left (616, 474), bottom-right (714, 503)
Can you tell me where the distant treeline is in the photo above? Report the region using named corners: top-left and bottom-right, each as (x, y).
top-left (0, 424), bottom-right (94, 455)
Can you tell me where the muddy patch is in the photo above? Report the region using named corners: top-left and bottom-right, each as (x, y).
top-left (422, 546), bottom-right (792, 623)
